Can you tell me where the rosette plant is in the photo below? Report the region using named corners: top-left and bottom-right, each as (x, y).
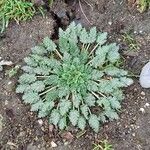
top-left (16, 22), bottom-right (133, 132)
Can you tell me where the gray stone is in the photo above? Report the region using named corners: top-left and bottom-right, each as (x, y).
top-left (140, 62), bottom-right (150, 88)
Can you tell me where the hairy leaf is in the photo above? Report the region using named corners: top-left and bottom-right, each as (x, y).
top-left (69, 110), bottom-right (79, 126)
top-left (31, 100), bottom-right (43, 111)
top-left (58, 117), bottom-right (66, 130)
top-left (81, 105), bottom-right (89, 119)
top-left (43, 36), bottom-right (56, 51)
top-left (59, 100), bottom-right (71, 116)
top-left (30, 81), bottom-right (45, 92)
top-left (31, 45), bottom-right (47, 55)
top-left (78, 116), bottom-right (86, 130)
top-left (50, 109), bottom-right (60, 126)
top-left (19, 74), bottom-right (36, 84)
top-left (22, 91), bottom-right (39, 104)
top-left (89, 114), bottom-right (100, 133)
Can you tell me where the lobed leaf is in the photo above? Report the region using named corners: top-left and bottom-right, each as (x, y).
top-left (78, 116), bottom-right (86, 130)
top-left (69, 110), bottom-right (80, 126)
top-left (89, 114), bottom-right (100, 133)
top-left (43, 37), bottom-right (56, 51)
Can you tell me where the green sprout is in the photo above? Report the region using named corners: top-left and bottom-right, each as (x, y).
top-left (93, 140), bottom-right (113, 150)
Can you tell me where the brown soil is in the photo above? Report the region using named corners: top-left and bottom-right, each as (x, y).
top-left (0, 0), bottom-right (150, 150)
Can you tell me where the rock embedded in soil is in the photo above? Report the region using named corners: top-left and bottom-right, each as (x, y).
top-left (139, 62), bottom-right (150, 88)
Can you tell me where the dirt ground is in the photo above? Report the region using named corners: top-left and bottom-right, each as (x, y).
top-left (0, 0), bottom-right (150, 150)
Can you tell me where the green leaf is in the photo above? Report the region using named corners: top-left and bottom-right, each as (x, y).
top-left (109, 97), bottom-right (121, 110)
top-left (22, 66), bottom-right (34, 74)
top-left (38, 110), bottom-right (48, 118)
top-left (99, 114), bottom-right (106, 123)
top-left (19, 74), bottom-right (36, 84)
top-left (99, 80), bottom-right (114, 93)
top-left (43, 36), bottom-right (56, 51)
top-left (45, 89), bottom-right (58, 101)
top-left (88, 27), bottom-right (97, 43)
top-left (105, 66), bottom-right (127, 77)
top-left (79, 50), bottom-right (88, 63)
top-left (42, 101), bottom-right (54, 112)
top-left (69, 110), bottom-right (80, 126)
top-left (16, 84), bottom-right (30, 93)
top-left (24, 57), bottom-right (37, 67)
top-left (58, 87), bottom-right (70, 98)
top-left (87, 80), bottom-right (99, 92)
top-left (105, 110), bottom-right (119, 120)
top-left (81, 105), bottom-right (89, 119)
top-left (59, 100), bottom-right (71, 116)
top-left (58, 117), bottom-right (66, 130)
top-left (38, 101), bottom-right (54, 118)
top-left (97, 97), bottom-right (111, 110)
top-left (42, 57), bottom-right (61, 68)
top-left (107, 43), bottom-right (120, 63)
top-left (30, 81), bottom-right (45, 92)
top-left (89, 114), bottom-right (100, 132)
top-left (59, 37), bottom-right (70, 53)
top-left (50, 109), bottom-right (60, 126)
top-left (22, 91), bottom-right (39, 104)
top-left (96, 32), bottom-right (108, 45)
top-left (72, 92), bottom-right (82, 108)
top-left (31, 100), bottom-right (43, 111)
top-left (85, 93), bottom-right (95, 106)
top-left (95, 45), bottom-right (110, 56)
top-left (91, 69), bottom-right (104, 80)
top-left (119, 77), bottom-right (133, 87)
top-left (76, 23), bottom-right (82, 35)
top-left (44, 75), bottom-right (59, 86)
top-left (91, 45), bottom-right (109, 67)
top-left (111, 90), bottom-right (124, 102)
top-left (78, 116), bottom-right (86, 130)
top-left (80, 28), bottom-right (89, 43)
top-left (31, 45), bottom-right (47, 55)
top-left (34, 66), bottom-right (50, 75)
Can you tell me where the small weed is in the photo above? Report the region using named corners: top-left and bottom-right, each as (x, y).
top-left (93, 140), bottom-right (113, 150)
top-left (137, 0), bottom-right (150, 13)
top-left (49, 0), bottom-right (54, 6)
top-left (0, 0), bottom-right (35, 33)
top-left (16, 22), bottom-right (133, 132)
top-left (6, 65), bottom-right (20, 78)
top-left (122, 32), bottom-right (140, 51)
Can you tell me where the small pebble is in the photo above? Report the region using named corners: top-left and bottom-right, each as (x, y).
top-left (108, 21), bottom-right (112, 25)
top-left (132, 133), bottom-right (135, 137)
top-left (139, 108), bottom-right (145, 113)
top-left (64, 141), bottom-right (69, 146)
top-left (5, 100), bottom-right (8, 105)
top-left (144, 103), bottom-right (150, 107)
top-left (38, 119), bottom-right (43, 126)
top-left (8, 81), bottom-right (12, 85)
top-left (140, 91), bottom-right (145, 96)
top-left (51, 141), bottom-right (57, 148)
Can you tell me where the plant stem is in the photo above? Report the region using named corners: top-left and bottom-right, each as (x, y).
top-left (89, 43), bottom-right (99, 56)
top-left (55, 49), bottom-right (63, 59)
top-left (98, 92), bottom-right (106, 97)
top-left (39, 86), bottom-right (57, 96)
top-left (91, 91), bottom-right (99, 99)
top-left (88, 107), bottom-right (92, 115)
top-left (82, 43), bottom-right (85, 50)
top-left (85, 43), bottom-right (91, 51)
